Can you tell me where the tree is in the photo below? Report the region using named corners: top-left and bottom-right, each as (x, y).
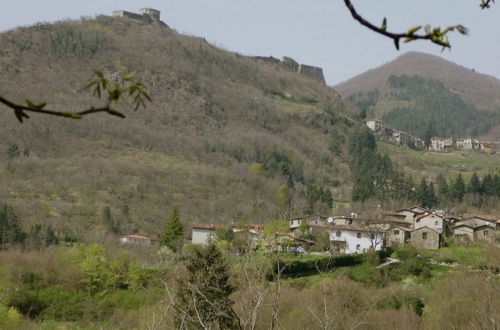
top-left (161, 207), bottom-right (184, 251)
top-left (468, 172), bottom-right (482, 194)
top-left (175, 243), bottom-right (240, 329)
top-left (436, 174), bottom-right (449, 200)
top-left (0, 203), bottom-right (25, 249)
top-left (276, 184), bottom-right (290, 219)
top-left (450, 174), bottom-right (466, 202)
top-left (101, 206), bottom-right (118, 234)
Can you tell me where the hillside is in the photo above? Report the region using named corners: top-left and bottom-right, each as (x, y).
top-left (0, 16), bottom-right (359, 239)
top-left (335, 51), bottom-right (500, 111)
top-left (335, 52), bottom-right (500, 139)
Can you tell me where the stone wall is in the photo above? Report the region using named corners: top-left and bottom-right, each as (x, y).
top-left (298, 64), bottom-right (326, 84)
top-left (280, 56), bottom-right (299, 72)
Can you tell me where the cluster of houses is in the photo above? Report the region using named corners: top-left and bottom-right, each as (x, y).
top-left (188, 207), bottom-right (499, 255)
top-left (118, 206), bottom-right (498, 255)
top-left (366, 119), bottom-right (495, 153)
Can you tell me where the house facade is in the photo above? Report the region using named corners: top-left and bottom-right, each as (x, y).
top-left (289, 214), bottom-right (327, 232)
top-left (120, 235), bottom-right (153, 246)
top-left (414, 213), bottom-right (445, 234)
top-left (191, 224), bottom-right (223, 245)
top-left (386, 227), bottom-right (412, 247)
top-left (410, 226), bottom-right (441, 249)
top-left (328, 225), bottom-right (383, 254)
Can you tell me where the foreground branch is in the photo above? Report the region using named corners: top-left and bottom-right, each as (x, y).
top-left (0, 70), bottom-right (151, 123)
top-left (343, 0), bottom-right (492, 50)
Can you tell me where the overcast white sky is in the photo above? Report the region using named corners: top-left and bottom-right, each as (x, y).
top-left (0, 0), bottom-right (498, 85)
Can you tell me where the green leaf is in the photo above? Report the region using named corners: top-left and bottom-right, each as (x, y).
top-left (407, 25), bottom-right (422, 35)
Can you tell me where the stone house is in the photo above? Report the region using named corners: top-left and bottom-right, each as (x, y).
top-left (386, 226), bottom-right (412, 248)
top-left (289, 214), bottom-right (327, 234)
top-left (410, 226), bottom-right (441, 249)
top-left (452, 216), bottom-right (497, 243)
top-left (414, 213), bottom-right (446, 234)
top-left (191, 224), bottom-right (224, 245)
top-left (120, 234), bottom-right (153, 246)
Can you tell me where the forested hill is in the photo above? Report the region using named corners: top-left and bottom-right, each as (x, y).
top-left (336, 52), bottom-right (500, 139)
top-left (335, 52), bottom-right (500, 111)
top-left (0, 16), bottom-right (359, 238)
top-left (347, 74), bottom-right (500, 139)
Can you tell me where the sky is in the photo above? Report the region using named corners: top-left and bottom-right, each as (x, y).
top-left (0, 0), bottom-right (498, 86)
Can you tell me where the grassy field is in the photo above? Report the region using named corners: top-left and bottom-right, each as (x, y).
top-left (378, 142), bottom-right (500, 181)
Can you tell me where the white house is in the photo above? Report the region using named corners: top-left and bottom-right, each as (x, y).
top-left (191, 224), bottom-right (223, 245)
top-left (328, 225), bottom-right (384, 254)
top-left (414, 213), bottom-right (445, 234)
top-left (120, 234), bottom-right (153, 246)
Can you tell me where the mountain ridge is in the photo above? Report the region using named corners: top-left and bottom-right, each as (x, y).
top-left (335, 51), bottom-right (500, 111)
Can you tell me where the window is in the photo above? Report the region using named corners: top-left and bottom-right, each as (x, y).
top-left (435, 221), bottom-right (439, 226)
top-left (356, 232), bottom-right (361, 239)
top-left (356, 244), bottom-right (361, 251)
top-left (394, 230), bottom-right (400, 235)
top-left (484, 230), bottom-right (489, 236)
top-left (336, 231), bottom-right (341, 237)
top-left (422, 232), bottom-right (427, 239)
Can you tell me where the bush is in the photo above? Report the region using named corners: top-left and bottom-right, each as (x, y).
top-left (270, 254), bottom-right (363, 278)
top-left (348, 264), bottom-right (376, 283)
top-left (0, 304), bottom-right (22, 328)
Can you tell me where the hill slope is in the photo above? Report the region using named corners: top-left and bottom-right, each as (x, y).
top-left (335, 52), bottom-right (500, 111)
top-left (0, 16), bottom-right (358, 239)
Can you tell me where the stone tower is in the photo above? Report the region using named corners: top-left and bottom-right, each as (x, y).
top-left (139, 8), bottom-right (161, 21)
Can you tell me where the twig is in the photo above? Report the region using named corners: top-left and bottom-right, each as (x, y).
top-left (343, 0), bottom-right (471, 50)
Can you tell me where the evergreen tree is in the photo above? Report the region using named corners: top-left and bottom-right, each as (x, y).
top-left (102, 206), bottom-right (119, 234)
top-left (0, 203), bottom-right (25, 249)
top-left (468, 172), bottom-right (482, 194)
top-left (175, 243), bottom-right (239, 329)
top-left (161, 207), bottom-right (184, 251)
top-left (450, 174), bottom-right (466, 202)
top-left (436, 174), bottom-right (449, 200)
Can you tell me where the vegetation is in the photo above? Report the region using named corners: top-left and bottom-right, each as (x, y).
top-left (349, 75), bottom-right (500, 139)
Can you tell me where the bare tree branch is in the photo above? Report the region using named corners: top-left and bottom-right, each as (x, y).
top-left (343, 0), bottom-right (491, 50)
top-left (0, 70), bottom-right (151, 122)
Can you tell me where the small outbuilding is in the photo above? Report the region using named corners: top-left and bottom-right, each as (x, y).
top-left (410, 226), bottom-right (441, 249)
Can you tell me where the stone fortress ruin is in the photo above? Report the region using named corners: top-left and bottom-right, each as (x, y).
top-left (252, 56), bottom-right (326, 85)
top-left (111, 9), bottom-right (325, 84)
top-left (112, 8), bottom-right (167, 26)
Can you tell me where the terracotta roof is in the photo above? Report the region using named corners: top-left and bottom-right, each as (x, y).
top-left (192, 223), bottom-right (224, 230)
top-left (123, 235), bottom-right (151, 240)
top-left (415, 212), bottom-right (443, 220)
top-left (394, 227), bottom-right (413, 232)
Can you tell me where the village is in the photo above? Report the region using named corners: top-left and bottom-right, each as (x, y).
top-left (366, 119), bottom-right (496, 153)
top-left (121, 206), bottom-right (500, 255)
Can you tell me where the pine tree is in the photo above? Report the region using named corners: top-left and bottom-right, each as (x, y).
top-left (436, 174), bottom-right (449, 200)
top-left (468, 172), bottom-right (482, 194)
top-left (450, 174), bottom-right (466, 202)
top-left (175, 243), bottom-right (239, 329)
top-left (0, 204), bottom-right (25, 249)
top-left (161, 207), bottom-right (184, 251)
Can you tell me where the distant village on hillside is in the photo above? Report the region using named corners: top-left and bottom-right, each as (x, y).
top-left (366, 119), bottom-right (497, 153)
top-left (121, 207), bottom-right (499, 256)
